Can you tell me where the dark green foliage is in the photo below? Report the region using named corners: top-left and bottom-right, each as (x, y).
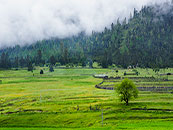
top-left (19, 56), bottom-right (26, 67)
top-left (35, 50), bottom-right (44, 66)
top-left (124, 72), bottom-right (127, 76)
top-left (0, 52), bottom-right (11, 69)
top-left (167, 73), bottom-right (171, 75)
top-left (40, 69), bottom-right (44, 74)
top-left (14, 56), bottom-right (19, 69)
top-left (0, 3), bottom-right (173, 68)
top-left (82, 61), bottom-right (86, 67)
top-left (27, 61), bottom-right (33, 72)
top-left (116, 78), bottom-right (138, 105)
top-left (153, 68), bottom-right (160, 73)
top-left (50, 55), bottom-right (56, 65)
top-left (89, 60), bottom-right (93, 68)
top-left (49, 65), bottom-right (54, 72)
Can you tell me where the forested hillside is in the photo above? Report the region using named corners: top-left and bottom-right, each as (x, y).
top-left (0, 3), bottom-right (173, 69)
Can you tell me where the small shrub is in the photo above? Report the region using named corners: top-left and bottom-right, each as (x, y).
top-left (40, 69), bottom-right (44, 74)
top-left (124, 72), bottom-right (127, 76)
top-left (167, 73), bottom-right (171, 75)
top-left (66, 64), bottom-right (70, 68)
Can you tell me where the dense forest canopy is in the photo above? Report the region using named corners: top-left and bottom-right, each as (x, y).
top-left (0, 2), bottom-right (173, 69)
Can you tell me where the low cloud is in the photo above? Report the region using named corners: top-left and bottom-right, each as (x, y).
top-left (0, 0), bottom-right (171, 48)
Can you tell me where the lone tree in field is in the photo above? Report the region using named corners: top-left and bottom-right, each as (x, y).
top-left (116, 78), bottom-right (138, 105)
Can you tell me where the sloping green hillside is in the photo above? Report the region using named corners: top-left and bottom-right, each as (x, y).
top-left (0, 2), bottom-right (173, 68)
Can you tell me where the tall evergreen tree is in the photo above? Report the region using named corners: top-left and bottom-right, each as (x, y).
top-left (36, 49), bottom-right (43, 66)
top-left (0, 52), bottom-right (11, 69)
top-left (14, 56), bottom-right (19, 69)
top-left (50, 55), bottom-right (56, 65)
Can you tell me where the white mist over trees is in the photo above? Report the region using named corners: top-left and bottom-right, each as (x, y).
top-left (0, 0), bottom-right (171, 48)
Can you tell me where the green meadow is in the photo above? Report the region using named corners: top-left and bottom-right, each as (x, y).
top-left (0, 68), bottom-right (173, 130)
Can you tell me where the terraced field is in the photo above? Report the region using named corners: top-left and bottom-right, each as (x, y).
top-left (0, 68), bottom-right (173, 130)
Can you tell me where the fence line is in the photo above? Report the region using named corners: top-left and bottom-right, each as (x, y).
top-left (95, 81), bottom-right (173, 92)
top-left (95, 85), bottom-right (173, 91)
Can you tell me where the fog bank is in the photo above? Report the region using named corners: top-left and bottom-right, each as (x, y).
top-left (0, 0), bottom-right (171, 48)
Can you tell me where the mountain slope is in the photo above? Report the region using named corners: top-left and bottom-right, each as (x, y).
top-left (0, 2), bottom-right (173, 68)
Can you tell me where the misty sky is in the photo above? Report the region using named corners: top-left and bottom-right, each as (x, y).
top-left (0, 0), bottom-right (171, 48)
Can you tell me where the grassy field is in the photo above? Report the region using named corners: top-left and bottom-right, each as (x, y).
top-left (0, 68), bottom-right (173, 130)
